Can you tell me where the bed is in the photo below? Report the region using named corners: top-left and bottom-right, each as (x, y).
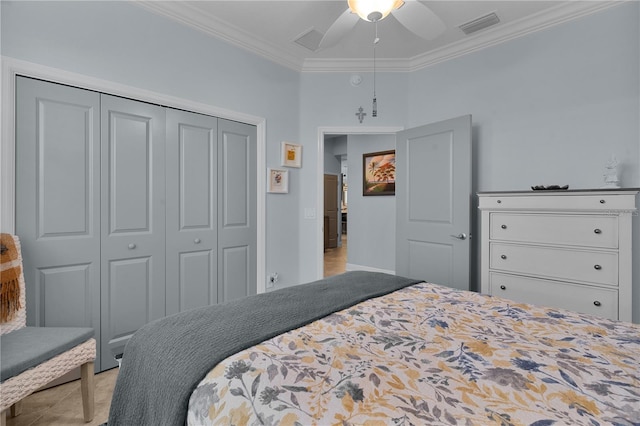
top-left (107, 271), bottom-right (640, 425)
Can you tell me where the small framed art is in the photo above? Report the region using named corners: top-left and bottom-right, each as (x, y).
top-left (363, 150), bottom-right (396, 196)
top-left (281, 142), bottom-right (302, 168)
top-left (267, 168), bottom-right (289, 193)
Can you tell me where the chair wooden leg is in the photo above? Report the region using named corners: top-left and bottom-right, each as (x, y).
top-left (1, 409), bottom-right (6, 426)
top-left (80, 362), bottom-right (95, 422)
top-left (9, 401), bottom-right (22, 417)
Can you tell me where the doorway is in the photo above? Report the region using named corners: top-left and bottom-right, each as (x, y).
top-left (319, 128), bottom-right (402, 279)
top-left (317, 121), bottom-right (472, 288)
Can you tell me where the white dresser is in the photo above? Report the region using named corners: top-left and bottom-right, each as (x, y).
top-left (479, 189), bottom-right (638, 322)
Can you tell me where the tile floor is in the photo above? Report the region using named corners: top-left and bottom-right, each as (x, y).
top-left (7, 236), bottom-right (348, 425)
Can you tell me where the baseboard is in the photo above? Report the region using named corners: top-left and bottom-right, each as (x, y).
top-left (345, 263), bottom-right (395, 275)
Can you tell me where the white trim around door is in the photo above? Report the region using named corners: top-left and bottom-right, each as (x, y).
top-left (1, 56), bottom-right (267, 293)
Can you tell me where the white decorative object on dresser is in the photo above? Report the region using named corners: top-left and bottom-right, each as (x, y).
top-left (479, 189), bottom-right (638, 322)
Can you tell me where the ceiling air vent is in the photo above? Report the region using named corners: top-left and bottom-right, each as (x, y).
top-left (459, 12), bottom-right (500, 35)
top-left (293, 28), bottom-right (323, 52)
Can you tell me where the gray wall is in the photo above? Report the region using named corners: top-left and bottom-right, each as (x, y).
top-left (346, 134), bottom-right (396, 272)
top-left (2, 2), bottom-right (640, 321)
top-left (324, 136), bottom-right (344, 175)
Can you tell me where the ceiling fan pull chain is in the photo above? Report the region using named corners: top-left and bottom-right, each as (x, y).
top-left (372, 20), bottom-right (378, 117)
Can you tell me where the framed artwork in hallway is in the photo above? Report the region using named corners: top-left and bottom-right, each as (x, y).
top-left (363, 150), bottom-right (395, 196)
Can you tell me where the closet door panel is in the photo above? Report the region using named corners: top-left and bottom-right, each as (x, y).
top-left (40, 265), bottom-right (93, 327)
top-left (177, 250), bottom-right (215, 312)
top-left (15, 77), bottom-right (101, 369)
top-left (166, 109), bottom-right (217, 315)
top-left (217, 119), bottom-right (257, 303)
top-left (100, 95), bottom-right (166, 369)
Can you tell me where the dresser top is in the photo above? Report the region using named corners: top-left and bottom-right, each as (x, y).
top-left (478, 188), bottom-right (639, 196)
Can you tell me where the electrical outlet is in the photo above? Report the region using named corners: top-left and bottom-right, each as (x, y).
top-left (267, 272), bottom-right (279, 289)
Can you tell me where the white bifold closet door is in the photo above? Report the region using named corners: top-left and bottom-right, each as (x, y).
top-left (165, 109), bottom-right (218, 315)
top-left (165, 110), bottom-right (257, 314)
top-left (15, 76), bottom-right (257, 372)
top-left (15, 77), bottom-right (102, 356)
top-left (216, 118), bottom-right (257, 303)
top-left (99, 95), bottom-right (167, 369)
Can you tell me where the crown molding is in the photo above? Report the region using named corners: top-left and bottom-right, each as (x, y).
top-left (136, 1), bottom-right (305, 72)
top-left (136, 0), bottom-right (625, 74)
top-left (405, 0), bottom-right (624, 72)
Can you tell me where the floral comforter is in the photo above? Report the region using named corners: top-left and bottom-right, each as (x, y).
top-left (187, 282), bottom-right (640, 425)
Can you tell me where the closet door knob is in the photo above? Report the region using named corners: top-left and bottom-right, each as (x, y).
top-left (594, 229), bottom-right (602, 234)
top-left (500, 285), bottom-right (506, 290)
top-left (194, 238), bottom-right (201, 244)
top-left (500, 254), bottom-right (507, 260)
top-left (593, 300), bottom-right (601, 307)
top-left (128, 243), bottom-right (136, 249)
top-left (594, 264), bottom-right (602, 270)
top-left (501, 224), bottom-right (507, 229)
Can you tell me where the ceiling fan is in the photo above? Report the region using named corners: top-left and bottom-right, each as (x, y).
top-left (319, 0), bottom-right (446, 49)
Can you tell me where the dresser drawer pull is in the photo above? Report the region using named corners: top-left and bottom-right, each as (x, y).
top-left (500, 285), bottom-right (506, 290)
top-left (128, 243), bottom-right (136, 250)
top-left (501, 224), bottom-right (507, 229)
top-left (594, 228), bottom-right (602, 234)
top-left (599, 199), bottom-right (606, 204)
top-left (500, 254), bottom-right (507, 260)
top-left (594, 264), bottom-right (602, 270)
top-left (593, 300), bottom-right (601, 307)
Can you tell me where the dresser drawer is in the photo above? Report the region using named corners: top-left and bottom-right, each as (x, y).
top-left (490, 213), bottom-right (618, 248)
top-left (490, 243), bottom-right (619, 286)
top-left (479, 193), bottom-right (636, 211)
top-left (489, 272), bottom-right (618, 320)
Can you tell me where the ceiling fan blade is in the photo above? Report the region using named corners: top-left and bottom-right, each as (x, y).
top-left (393, 0), bottom-right (446, 41)
top-left (319, 9), bottom-right (359, 49)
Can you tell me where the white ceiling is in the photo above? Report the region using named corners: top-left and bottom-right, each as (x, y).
top-left (137, 1), bottom-right (619, 72)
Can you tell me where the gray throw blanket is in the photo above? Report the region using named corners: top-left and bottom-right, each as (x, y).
top-left (107, 271), bottom-right (420, 425)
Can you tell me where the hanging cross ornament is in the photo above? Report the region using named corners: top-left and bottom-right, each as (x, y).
top-left (355, 106), bottom-right (367, 123)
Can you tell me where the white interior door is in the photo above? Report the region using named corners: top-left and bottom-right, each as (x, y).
top-left (395, 115), bottom-right (472, 290)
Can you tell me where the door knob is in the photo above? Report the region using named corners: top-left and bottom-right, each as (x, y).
top-left (450, 233), bottom-right (467, 240)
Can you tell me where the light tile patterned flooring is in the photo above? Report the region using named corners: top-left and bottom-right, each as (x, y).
top-left (8, 236), bottom-right (348, 425)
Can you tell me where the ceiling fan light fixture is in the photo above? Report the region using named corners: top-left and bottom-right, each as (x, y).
top-left (348, 0), bottom-right (403, 22)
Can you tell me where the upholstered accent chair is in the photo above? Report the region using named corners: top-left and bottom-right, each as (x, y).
top-left (0, 234), bottom-right (96, 425)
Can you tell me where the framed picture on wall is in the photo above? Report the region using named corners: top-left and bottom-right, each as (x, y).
top-left (363, 150), bottom-right (395, 196)
top-left (267, 168), bottom-right (289, 193)
top-left (281, 142), bottom-right (302, 168)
